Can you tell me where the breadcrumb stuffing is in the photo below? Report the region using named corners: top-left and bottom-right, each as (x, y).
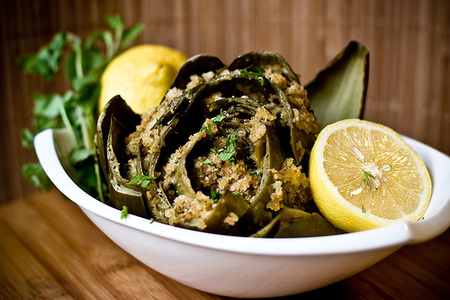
top-left (249, 108), bottom-right (276, 142)
top-left (122, 60), bottom-right (318, 233)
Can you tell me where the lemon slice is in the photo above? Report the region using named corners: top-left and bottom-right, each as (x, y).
top-left (99, 45), bottom-right (187, 114)
top-left (309, 119), bottom-right (432, 232)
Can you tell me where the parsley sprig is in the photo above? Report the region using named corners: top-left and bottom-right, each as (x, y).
top-left (362, 170), bottom-right (375, 187)
top-left (19, 15), bottom-right (144, 201)
top-left (219, 133), bottom-right (238, 163)
top-left (129, 174), bottom-right (157, 188)
top-left (121, 206), bottom-right (129, 220)
top-left (239, 65), bottom-right (265, 85)
top-left (210, 189), bottom-right (222, 202)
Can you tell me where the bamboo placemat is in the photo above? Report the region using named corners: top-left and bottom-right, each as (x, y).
top-left (1, 0), bottom-right (449, 202)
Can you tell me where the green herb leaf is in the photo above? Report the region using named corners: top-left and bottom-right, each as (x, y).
top-left (18, 32), bottom-right (67, 80)
top-left (200, 123), bottom-right (212, 140)
top-left (129, 174), bottom-right (156, 188)
top-left (219, 152), bottom-right (234, 161)
top-left (212, 109), bottom-right (225, 123)
top-left (21, 129), bottom-right (35, 148)
top-left (362, 205), bottom-right (366, 213)
top-left (121, 206), bottom-right (129, 219)
top-left (239, 65), bottom-right (264, 85)
top-left (225, 133), bottom-right (238, 152)
top-left (210, 189), bottom-right (221, 202)
top-left (19, 14), bottom-right (144, 201)
top-left (203, 158), bottom-right (212, 164)
top-left (232, 192), bottom-right (244, 199)
top-left (21, 163), bottom-right (52, 192)
top-left (120, 23), bottom-right (145, 49)
top-left (362, 170), bottom-right (375, 186)
top-left (250, 171), bottom-right (262, 180)
top-left (70, 147), bottom-right (95, 165)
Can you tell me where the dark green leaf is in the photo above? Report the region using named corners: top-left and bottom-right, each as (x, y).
top-left (120, 23), bottom-right (145, 50)
top-left (306, 41), bottom-right (369, 128)
top-left (18, 32), bottom-right (67, 80)
top-left (33, 93), bottom-right (63, 119)
top-left (21, 129), bottom-right (34, 148)
top-left (212, 109), bottom-right (225, 123)
top-left (21, 163), bottom-right (52, 191)
top-left (65, 47), bottom-right (105, 86)
top-left (70, 147), bottom-right (95, 165)
top-left (105, 14), bottom-right (124, 31)
top-left (210, 189), bottom-right (221, 202)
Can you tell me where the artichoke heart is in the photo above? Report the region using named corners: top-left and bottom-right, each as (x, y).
top-left (97, 51), bottom-right (326, 236)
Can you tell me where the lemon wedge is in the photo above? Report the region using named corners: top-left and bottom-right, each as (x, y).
top-left (309, 119), bottom-right (432, 232)
top-left (99, 44), bottom-right (187, 114)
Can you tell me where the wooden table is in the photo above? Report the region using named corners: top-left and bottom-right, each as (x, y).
top-left (1, 191), bottom-right (449, 299)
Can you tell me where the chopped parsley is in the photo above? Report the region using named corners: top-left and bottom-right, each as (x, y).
top-left (362, 205), bottom-right (366, 214)
top-left (250, 171), bottom-right (262, 180)
top-left (217, 133), bottom-right (238, 164)
top-left (210, 189), bottom-right (221, 202)
top-left (200, 123), bottom-right (212, 140)
top-left (213, 109), bottom-right (225, 123)
top-left (362, 170), bottom-right (375, 187)
top-left (203, 158), bottom-right (212, 164)
top-left (239, 65), bottom-right (265, 85)
top-left (233, 192), bottom-right (244, 199)
top-left (129, 174), bottom-right (156, 188)
top-left (121, 206), bottom-right (129, 219)
top-left (219, 152), bottom-right (234, 162)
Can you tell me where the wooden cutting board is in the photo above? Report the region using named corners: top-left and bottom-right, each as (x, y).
top-left (1, 190), bottom-right (449, 299)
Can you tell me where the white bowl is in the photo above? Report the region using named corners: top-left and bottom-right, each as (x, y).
top-left (35, 128), bottom-right (450, 298)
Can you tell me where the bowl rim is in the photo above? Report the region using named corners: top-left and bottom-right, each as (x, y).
top-left (35, 129), bottom-right (450, 256)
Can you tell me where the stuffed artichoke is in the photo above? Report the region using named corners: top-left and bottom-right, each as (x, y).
top-left (96, 50), bottom-right (361, 237)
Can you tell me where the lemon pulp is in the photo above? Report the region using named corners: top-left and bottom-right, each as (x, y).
top-left (309, 119), bottom-right (432, 232)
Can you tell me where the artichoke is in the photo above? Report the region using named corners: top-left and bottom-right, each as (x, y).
top-left (96, 44), bottom-right (368, 237)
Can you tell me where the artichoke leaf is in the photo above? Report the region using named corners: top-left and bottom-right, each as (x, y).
top-left (106, 116), bottom-right (148, 218)
top-left (170, 54), bottom-right (225, 90)
top-left (141, 124), bottom-right (176, 223)
top-left (306, 41), bottom-right (369, 129)
top-left (241, 126), bottom-right (286, 230)
top-left (229, 51), bottom-right (299, 83)
top-left (172, 130), bottom-right (203, 199)
top-left (251, 207), bottom-right (341, 238)
top-left (204, 192), bottom-right (250, 235)
top-left (96, 95), bottom-right (141, 178)
top-left (195, 76), bottom-right (270, 110)
top-left (269, 81), bottom-right (316, 166)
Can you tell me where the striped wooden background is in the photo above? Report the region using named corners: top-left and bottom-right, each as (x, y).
top-left (1, 0), bottom-right (449, 203)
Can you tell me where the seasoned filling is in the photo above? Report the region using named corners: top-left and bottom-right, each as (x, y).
top-left (123, 58), bottom-right (319, 233)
